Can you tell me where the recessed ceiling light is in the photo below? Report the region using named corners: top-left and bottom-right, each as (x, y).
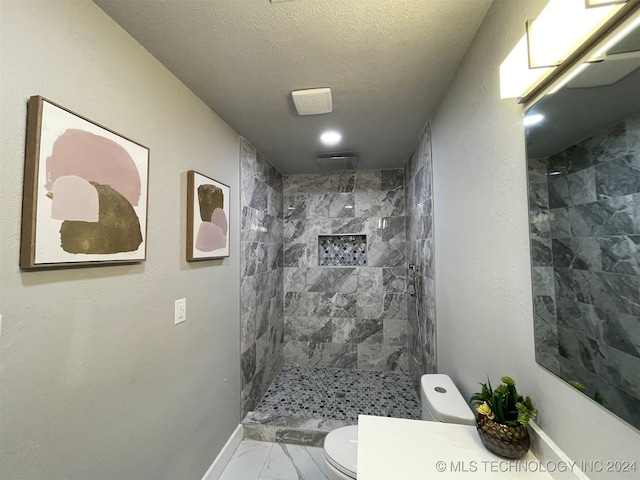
top-left (523, 114), bottom-right (544, 126)
top-left (320, 130), bottom-right (342, 146)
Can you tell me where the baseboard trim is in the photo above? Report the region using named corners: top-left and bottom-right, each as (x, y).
top-left (201, 424), bottom-right (243, 480)
top-left (529, 421), bottom-right (589, 480)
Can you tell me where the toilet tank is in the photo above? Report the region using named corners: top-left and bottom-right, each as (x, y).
top-left (420, 374), bottom-right (476, 426)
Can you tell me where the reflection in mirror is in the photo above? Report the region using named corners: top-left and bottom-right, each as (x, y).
top-left (525, 21), bottom-right (640, 430)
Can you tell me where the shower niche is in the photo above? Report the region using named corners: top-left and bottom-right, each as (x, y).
top-left (318, 234), bottom-right (367, 267)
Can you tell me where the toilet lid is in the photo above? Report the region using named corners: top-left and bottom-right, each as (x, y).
top-left (324, 425), bottom-right (358, 478)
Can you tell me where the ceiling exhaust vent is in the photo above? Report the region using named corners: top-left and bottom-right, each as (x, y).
top-left (316, 154), bottom-right (358, 172)
top-left (292, 88), bottom-right (333, 115)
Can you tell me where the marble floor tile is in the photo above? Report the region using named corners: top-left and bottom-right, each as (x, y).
top-left (219, 440), bottom-right (273, 480)
top-left (259, 443), bottom-right (331, 480)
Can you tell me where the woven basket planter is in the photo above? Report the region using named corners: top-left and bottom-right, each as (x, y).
top-left (476, 414), bottom-right (530, 459)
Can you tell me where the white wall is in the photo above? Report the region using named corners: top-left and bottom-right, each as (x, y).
top-left (432, 0), bottom-right (639, 477)
top-left (0, 1), bottom-right (240, 478)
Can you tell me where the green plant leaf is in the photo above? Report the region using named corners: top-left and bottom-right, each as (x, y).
top-left (474, 375), bottom-right (536, 426)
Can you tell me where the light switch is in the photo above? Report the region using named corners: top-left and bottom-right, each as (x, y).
top-left (175, 298), bottom-right (186, 324)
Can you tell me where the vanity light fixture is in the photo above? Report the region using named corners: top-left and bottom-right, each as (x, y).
top-left (320, 130), bottom-right (342, 146)
top-left (549, 63), bottom-right (591, 94)
top-left (499, 0), bottom-right (635, 102)
top-left (526, 0), bottom-right (625, 68)
top-left (523, 114), bottom-right (544, 126)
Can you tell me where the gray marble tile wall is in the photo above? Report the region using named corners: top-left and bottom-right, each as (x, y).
top-left (528, 116), bottom-right (640, 429)
top-left (240, 138), bottom-right (285, 417)
top-left (282, 170), bottom-right (408, 371)
top-left (404, 121), bottom-right (437, 390)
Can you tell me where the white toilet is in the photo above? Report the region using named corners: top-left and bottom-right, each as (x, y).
top-left (322, 374), bottom-right (476, 480)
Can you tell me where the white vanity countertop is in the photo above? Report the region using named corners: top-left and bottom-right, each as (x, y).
top-left (357, 415), bottom-right (552, 479)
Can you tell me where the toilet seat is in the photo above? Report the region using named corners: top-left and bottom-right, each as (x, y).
top-left (323, 425), bottom-right (358, 479)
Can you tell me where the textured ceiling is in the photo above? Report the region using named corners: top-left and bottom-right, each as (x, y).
top-left (94, 0), bottom-right (492, 174)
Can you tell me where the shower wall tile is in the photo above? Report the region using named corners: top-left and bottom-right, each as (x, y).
top-left (358, 267), bottom-right (383, 293)
top-left (301, 218), bottom-right (333, 244)
top-left (603, 309), bottom-right (640, 359)
top-left (241, 242), bottom-right (268, 276)
top-left (556, 356), bottom-right (639, 429)
top-left (356, 292), bottom-right (384, 319)
top-left (283, 170), bottom-right (407, 372)
top-left (534, 315), bottom-right (559, 376)
top-left (577, 194), bottom-right (638, 237)
top-left (284, 173), bottom-right (355, 195)
top-left (283, 243), bottom-right (307, 268)
top-left (383, 318), bottom-right (407, 346)
top-left (242, 174), bottom-right (268, 212)
top-left (305, 267), bottom-right (358, 293)
top-left (284, 267), bottom-right (306, 292)
top-left (331, 217), bottom-right (367, 234)
top-left (548, 207), bottom-right (572, 238)
top-left (357, 344), bottom-right (408, 372)
top-left (405, 121), bottom-right (437, 391)
top-left (557, 327), bottom-right (640, 400)
top-left (530, 212), bottom-right (551, 261)
top-left (284, 195), bottom-right (306, 220)
top-left (368, 216), bottom-right (405, 243)
top-left (240, 138), bottom-right (284, 416)
top-left (368, 239), bottom-right (406, 268)
top-left (331, 318), bottom-right (357, 343)
top-left (551, 237), bottom-right (600, 271)
top-left (284, 317), bottom-right (332, 343)
top-left (355, 170), bottom-right (381, 191)
top-left (355, 190), bottom-right (404, 217)
top-left (255, 300), bottom-right (271, 340)
top-left (382, 267), bottom-right (406, 293)
top-left (412, 165), bottom-right (430, 207)
top-left (595, 154), bottom-right (640, 199)
top-left (555, 297), bottom-right (604, 340)
top-left (332, 318), bottom-right (383, 344)
top-left (533, 295), bottom-right (556, 325)
top-left (529, 182), bottom-right (549, 210)
top-left (306, 193), bottom-right (355, 218)
top-left (240, 306), bottom-right (257, 354)
top-left (267, 186), bottom-right (283, 219)
top-left (267, 243), bottom-right (283, 271)
top-left (381, 293), bottom-right (408, 319)
top-left (284, 292), bottom-right (309, 317)
top-left (283, 220), bottom-right (305, 244)
top-left (548, 168), bottom-right (597, 208)
top-left (528, 158), bottom-right (550, 183)
top-left (554, 268), bottom-right (640, 317)
top-left (284, 341), bottom-right (358, 369)
top-left (599, 235), bottom-right (640, 275)
top-left (309, 292), bottom-right (358, 318)
top-left (382, 169), bottom-right (405, 191)
top-left (406, 201), bottom-right (432, 240)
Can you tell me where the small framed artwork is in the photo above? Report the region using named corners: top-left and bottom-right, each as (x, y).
top-left (20, 96), bottom-right (149, 269)
top-left (187, 170), bottom-right (230, 261)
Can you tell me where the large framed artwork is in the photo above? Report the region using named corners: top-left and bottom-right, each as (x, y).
top-left (186, 170), bottom-right (230, 261)
top-left (20, 96), bottom-right (149, 269)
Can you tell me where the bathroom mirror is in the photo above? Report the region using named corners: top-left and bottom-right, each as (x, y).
top-left (525, 20), bottom-right (640, 430)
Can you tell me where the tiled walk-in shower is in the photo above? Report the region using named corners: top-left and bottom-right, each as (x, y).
top-left (242, 366), bottom-right (421, 447)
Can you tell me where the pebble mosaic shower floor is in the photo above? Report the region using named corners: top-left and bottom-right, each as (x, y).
top-left (242, 366), bottom-right (421, 446)
top-left (257, 366), bottom-right (421, 421)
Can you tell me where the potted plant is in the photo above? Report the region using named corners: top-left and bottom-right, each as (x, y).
top-left (470, 376), bottom-right (537, 459)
